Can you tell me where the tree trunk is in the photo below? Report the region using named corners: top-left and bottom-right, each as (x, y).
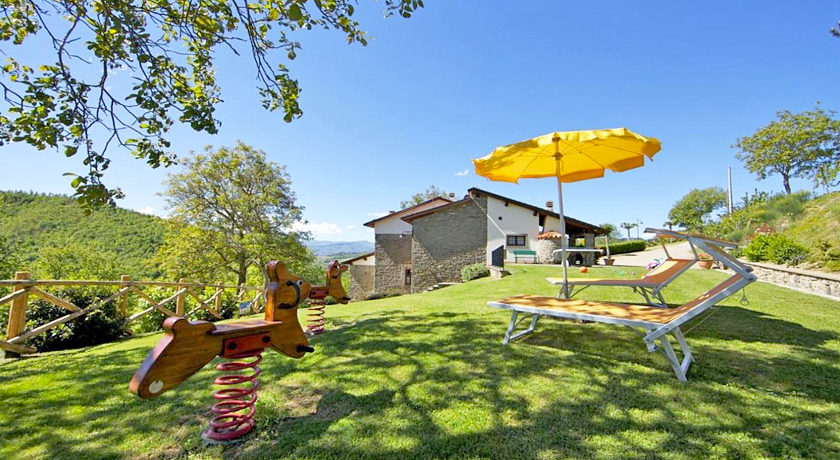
top-left (237, 254), bottom-right (248, 286)
top-left (626, 228), bottom-right (631, 240)
top-left (782, 174), bottom-right (791, 194)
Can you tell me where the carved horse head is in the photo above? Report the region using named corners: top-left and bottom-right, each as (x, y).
top-left (324, 260), bottom-right (350, 303)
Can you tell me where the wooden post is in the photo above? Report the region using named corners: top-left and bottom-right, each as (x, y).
top-left (216, 283), bottom-right (223, 316)
top-left (119, 275), bottom-right (131, 317)
top-left (5, 272), bottom-right (31, 358)
top-left (176, 278), bottom-right (186, 317)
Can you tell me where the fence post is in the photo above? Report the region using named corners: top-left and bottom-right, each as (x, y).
top-left (176, 278), bottom-right (186, 316)
top-left (216, 282), bottom-right (223, 316)
top-left (119, 275), bottom-right (131, 317)
top-left (5, 271), bottom-right (31, 358)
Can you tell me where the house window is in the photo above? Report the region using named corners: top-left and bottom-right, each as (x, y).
top-left (405, 269), bottom-right (412, 286)
top-left (506, 235), bottom-right (527, 247)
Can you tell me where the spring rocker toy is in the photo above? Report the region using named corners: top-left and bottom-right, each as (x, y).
top-left (129, 260), bottom-right (349, 442)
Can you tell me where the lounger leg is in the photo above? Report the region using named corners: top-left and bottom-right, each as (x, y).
top-left (658, 335), bottom-right (688, 382)
top-left (503, 311), bottom-right (519, 345)
top-left (636, 287), bottom-right (654, 306)
top-left (673, 328), bottom-right (694, 365)
top-left (557, 282), bottom-right (570, 299)
top-left (503, 312), bottom-right (542, 345)
top-left (652, 290), bottom-right (667, 308)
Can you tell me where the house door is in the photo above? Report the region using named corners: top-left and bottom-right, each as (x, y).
top-left (491, 246), bottom-right (504, 268)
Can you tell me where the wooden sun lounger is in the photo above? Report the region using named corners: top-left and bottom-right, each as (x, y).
top-left (489, 233), bottom-right (756, 382)
top-left (547, 258), bottom-right (696, 306)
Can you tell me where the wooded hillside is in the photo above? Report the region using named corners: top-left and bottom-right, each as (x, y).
top-left (0, 191), bottom-right (166, 279)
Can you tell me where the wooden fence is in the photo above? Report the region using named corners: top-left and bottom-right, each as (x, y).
top-left (0, 272), bottom-right (263, 356)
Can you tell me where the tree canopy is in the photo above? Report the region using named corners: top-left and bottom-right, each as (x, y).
top-left (598, 223), bottom-right (618, 239)
top-left (400, 185), bottom-right (452, 209)
top-left (668, 187), bottom-right (727, 231)
top-left (157, 142), bottom-right (313, 284)
top-left (619, 222), bottom-right (637, 240)
top-left (733, 104), bottom-right (840, 194)
top-left (0, 0), bottom-right (423, 208)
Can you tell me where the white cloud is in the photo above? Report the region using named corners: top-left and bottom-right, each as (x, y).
top-left (292, 221), bottom-right (343, 237)
top-left (135, 206), bottom-right (156, 215)
top-left (455, 169), bottom-right (469, 177)
top-left (367, 211), bottom-right (389, 218)
top-left (345, 225), bottom-right (355, 229)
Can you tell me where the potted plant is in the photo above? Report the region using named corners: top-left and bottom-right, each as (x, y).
top-left (596, 245), bottom-right (615, 265)
top-left (697, 253), bottom-right (714, 269)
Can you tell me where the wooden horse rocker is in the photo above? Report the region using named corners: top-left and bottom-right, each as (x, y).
top-left (130, 260), bottom-right (349, 442)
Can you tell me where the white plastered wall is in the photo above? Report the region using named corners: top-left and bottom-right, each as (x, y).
top-left (348, 254), bottom-right (375, 266)
top-left (485, 196), bottom-right (543, 263)
top-left (373, 200), bottom-right (451, 235)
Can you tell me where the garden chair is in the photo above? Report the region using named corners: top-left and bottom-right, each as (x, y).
top-left (488, 233), bottom-right (755, 382)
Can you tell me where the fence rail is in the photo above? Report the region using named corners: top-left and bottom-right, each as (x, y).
top-left (0, 272), bottom-right (264, 357)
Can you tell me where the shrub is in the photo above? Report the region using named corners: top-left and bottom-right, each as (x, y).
top-left (19, 287), bottom-right (128, 352)
top-left (461, 263), bottom-right (490, 282)
top-left (602, 240), bottom-right (646, 255)
top-left (744, 234), bottom-right (810, 265)
top-left (121, 286), bottom-right (242, 335)
top-left (705, 191), bottom-right (811, 243)
top-left (131, 308), bottom-right (168, 334)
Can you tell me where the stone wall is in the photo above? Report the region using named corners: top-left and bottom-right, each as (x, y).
top-left (411, 196), bottom-right (488, 293)
top-left (348, 265), bottom-right (375, 301)
top-left (536, 239), bottom-right (560, 263)
top-left (375, 233), bottom-right (412, 294)
top-left (748, 261), bottom-right (840, 301)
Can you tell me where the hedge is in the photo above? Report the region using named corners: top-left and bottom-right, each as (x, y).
top-left (601, 240), bottom-right (646, 255)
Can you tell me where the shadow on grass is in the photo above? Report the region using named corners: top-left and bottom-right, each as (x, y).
top-left (2, 300), bottom-right (840, 459)
top-left (228, 307), bottom-right (840, 459)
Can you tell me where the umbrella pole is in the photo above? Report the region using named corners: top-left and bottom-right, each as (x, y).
top-left (557, 176), bottom-right (569, 299)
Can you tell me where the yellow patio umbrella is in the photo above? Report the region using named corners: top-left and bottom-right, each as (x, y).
top-left (473, 127), bottom-right (662, 296)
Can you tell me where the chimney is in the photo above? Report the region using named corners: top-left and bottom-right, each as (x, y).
top-left (545, 200), bottom-right (554, 212)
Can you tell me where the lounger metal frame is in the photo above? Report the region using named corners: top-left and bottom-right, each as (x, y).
top-left (552, 228), bottom-right (738, 307)
top-left (490, 230), bottom-right (756, 382)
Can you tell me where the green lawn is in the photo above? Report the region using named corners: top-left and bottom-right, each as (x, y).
top-left (2, 265), bottom-right (840, 459)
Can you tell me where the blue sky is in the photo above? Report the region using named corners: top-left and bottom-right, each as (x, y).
top-left (2, 1), bottom-right (839, 242)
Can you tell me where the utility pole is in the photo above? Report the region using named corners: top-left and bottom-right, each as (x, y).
top-left (635, 218), bottom-right (643, 240)
top-left (727, 167), bottom-right (733, 214)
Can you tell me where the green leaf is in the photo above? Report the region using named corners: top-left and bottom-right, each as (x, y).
top-left (288, 4), bottom-right (303, 21)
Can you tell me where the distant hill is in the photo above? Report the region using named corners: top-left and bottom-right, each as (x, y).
top-left (305, 240), bottom-right (373, 258)
top-left (0, 191), bottom-right (380, 280)
top-left (0, 191), bottom-right (167, 278)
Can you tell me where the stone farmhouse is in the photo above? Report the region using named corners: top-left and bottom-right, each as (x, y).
top-left (344, 188), bottom-right (605, 300)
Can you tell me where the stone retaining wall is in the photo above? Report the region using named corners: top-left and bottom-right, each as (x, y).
top-left (748, 261), bottom-right (840, 301)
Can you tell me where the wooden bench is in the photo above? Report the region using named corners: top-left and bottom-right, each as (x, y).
top-left (513, 250), bottom-right (537, 263)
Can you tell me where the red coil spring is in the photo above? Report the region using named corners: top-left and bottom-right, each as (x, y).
top-left (204, 349), bottom-right (263, 442)
top-left (306, 300), bottom-right (326, 334)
